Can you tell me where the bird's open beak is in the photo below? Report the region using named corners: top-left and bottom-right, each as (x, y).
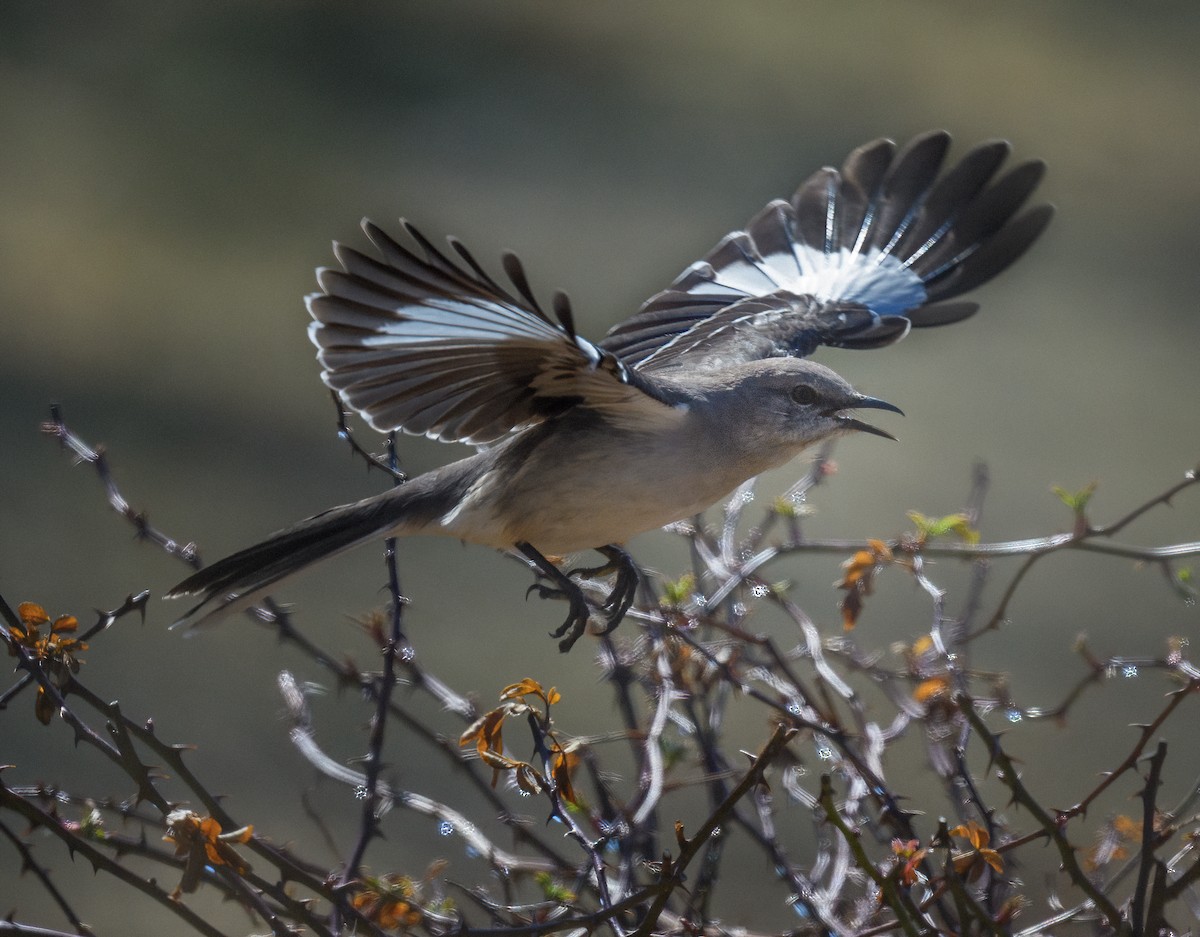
top-left (833, 394), bottom-right (904, 441)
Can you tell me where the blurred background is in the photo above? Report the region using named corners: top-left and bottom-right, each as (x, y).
top-left (3, 2), bottom-right (1199, 932)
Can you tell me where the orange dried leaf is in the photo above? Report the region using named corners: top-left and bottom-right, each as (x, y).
top-left (35, 687), bottom-right (56, 725)
top-left (835, 541), bottom-right (892, 631)
top-left (18, 603), bottom-right (50, 626)
top-left (1113, 815), bottom-right (1141, 837)
top-left (914, 677), bottom-right (950, 703)
top-left (351, 874), bottom-right (425, 930)
top-left (477, 746), bottom-right (520, 772)
top-left (867, 538), bottom-right (893, 559)
top-left (551, 747), bottom-right (581, 806)
top-left (460, 708), bottom-right (506, 759)
top-left (500, 677), bottom-right (560, 708)
top-left (890, 839), bottom-right (927, 887)
top-left (51, 615), bottom-right (79, 634)
top-left (163, 809), bottom-right (252, 890)
top-left (501, 677), bottom-right (544, 701)
top-left (841, 551), bottom-right (874, 586)
top-left (515, 762), bottom-right (544, 796)
top-left (949, 821), bottom-right (1003, 881)
top-left (950, 822), bottom-right (987, 850)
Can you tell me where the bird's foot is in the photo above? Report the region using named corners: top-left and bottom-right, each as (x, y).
top-left (518, 542), bottom-right (642, 652)
top-left (567, 544), bottom-right (638, 632)
top-left (524, 580), bottom-right (593, 651)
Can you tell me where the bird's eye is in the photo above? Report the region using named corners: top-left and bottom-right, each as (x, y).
top-left (790, 384), bottom-right (819, 406)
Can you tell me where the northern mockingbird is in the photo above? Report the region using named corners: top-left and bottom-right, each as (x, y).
top-left (168, 130), bottom-right (1052, 650)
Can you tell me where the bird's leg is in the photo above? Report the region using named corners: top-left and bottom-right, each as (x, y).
top-left (517, 542), bottom-right (642, 651)
top-left (518, 542), bottom-right (593, 653)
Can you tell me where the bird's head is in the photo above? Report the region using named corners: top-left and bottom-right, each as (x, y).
top-left (696, 357), bottom-right (903, 457)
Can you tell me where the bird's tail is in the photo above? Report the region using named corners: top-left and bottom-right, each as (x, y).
top-left (165, 482), bottom-right (444, 631)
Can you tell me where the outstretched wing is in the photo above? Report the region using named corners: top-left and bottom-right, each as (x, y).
top-left (601, 131), bottom-right (1054, 370)
top-left (308, 220), bottom-right (673, 445)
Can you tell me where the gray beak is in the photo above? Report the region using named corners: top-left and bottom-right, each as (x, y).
top-left (833, 394), bottom-right (904, 441)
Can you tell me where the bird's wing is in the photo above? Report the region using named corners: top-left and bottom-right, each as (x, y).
top-left (601, 131), bottom-right (1054, 371)
top-left (308, 220), bottom-right (676, 445)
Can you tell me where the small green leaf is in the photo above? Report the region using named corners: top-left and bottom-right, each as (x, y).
top-left (944, 515), bottom-right (981, 545)
top-left (534, 872), bottom-right (577, 903)
top-left (80, 807), bottom-right (106, 839)
top-left (906, 511), bottom-right (935, 537)
top-left (774, 496), bottom-right (798, 518)
top-left (1052, 481), bottom-right (1097, 515)
top-left (906, 511), bottom-right (979, 544)
top-left (662, 573), bottom-right (696, 607)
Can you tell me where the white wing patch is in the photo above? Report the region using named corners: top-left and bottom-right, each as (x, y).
top-left (703, 236), bottom-right (927, 316)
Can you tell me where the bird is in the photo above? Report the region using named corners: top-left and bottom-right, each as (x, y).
top-left (167, 130), bottom-right (1052, 651)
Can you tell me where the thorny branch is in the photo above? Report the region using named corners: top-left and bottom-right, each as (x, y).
top-left (339, 430), bottom-right (411, 906)
top-left (4, 411), bottom-right (1198, 935)
top-left (40, 405), bottom-right (202, 569)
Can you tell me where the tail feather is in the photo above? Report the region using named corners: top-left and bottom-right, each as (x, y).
top-left (166, 452), bottom-right (486, 630)
top-left (165, 494), bottom-right (410, 630)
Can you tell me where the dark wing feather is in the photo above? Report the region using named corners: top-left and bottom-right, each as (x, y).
top-left (860, 131), bottom-right (952, 254)
top-left (309, 220), bottom-right (668, 445)
top-left (835, 137), bottom-right (896, 253)
top-left (601, 131), bottom-right (1052, 370)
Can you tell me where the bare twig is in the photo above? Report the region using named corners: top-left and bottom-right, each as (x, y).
top-left (41, 405), bottom-right (202, 569)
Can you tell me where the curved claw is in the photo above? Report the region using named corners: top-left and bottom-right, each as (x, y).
top-left (550, 589), bottom-right (593, 653)
top-left (600, 590), bottom-right (636, 631)
top-left (517, 541), bottom-right (643, 653)
top-left (597, 548), bottom-right (639, 632)
top-left (526, 582), bottom-right (566, 602)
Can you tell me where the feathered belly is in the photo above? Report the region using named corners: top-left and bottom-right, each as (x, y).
top-left (502, 483), bottom-right (722, 554)
top-left (440, 439), bottom-right (760, 554)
